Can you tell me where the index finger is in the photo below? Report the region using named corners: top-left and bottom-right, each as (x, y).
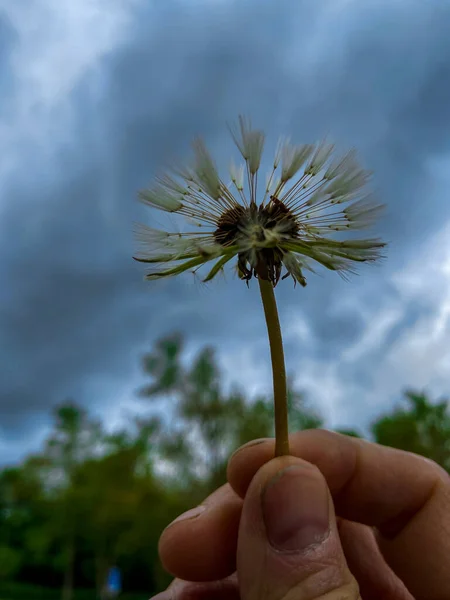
top-left (227, 429), bottom-right (450, 600)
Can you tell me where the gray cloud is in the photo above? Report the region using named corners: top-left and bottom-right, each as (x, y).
top-left (2, 0), bottom-right (450, 460)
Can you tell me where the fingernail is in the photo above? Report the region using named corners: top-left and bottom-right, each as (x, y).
top-left (262, 465), bottom-right (330, 552)
top-left (166, 505), bottom-right (206, 528)
top-left (230, 438), bottom-right (271, 460)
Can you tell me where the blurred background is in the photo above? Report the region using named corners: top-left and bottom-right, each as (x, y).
top-left (1, 0), bottom-right (450, 598)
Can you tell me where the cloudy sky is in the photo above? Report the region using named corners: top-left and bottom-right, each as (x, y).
top-left (1, 0), bottom-right (450, 465)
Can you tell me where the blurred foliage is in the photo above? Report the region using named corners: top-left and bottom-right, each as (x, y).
top-left (372, 390), bottom-right (450, 470)
top-left (0, 333), bottom-right (449, 599)
top-left (137, 332), bottom-right (322, 497)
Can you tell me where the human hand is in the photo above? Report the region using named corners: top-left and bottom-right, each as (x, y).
top-left (155, 430), bottom-right (450, 600)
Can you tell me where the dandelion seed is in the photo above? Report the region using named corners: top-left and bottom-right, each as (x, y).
top-left (229, 160), bottom-right (245, 191)
top-left (229, 115), bottom-right (265, 175)
top-left (280, 140), bottom-right (314, 182)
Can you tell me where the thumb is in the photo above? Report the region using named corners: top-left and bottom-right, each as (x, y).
top-left (237, 456), bottom-right (360, 600)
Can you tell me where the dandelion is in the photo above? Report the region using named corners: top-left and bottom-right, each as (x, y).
top-left (134, 116), bottom-right (386, 456)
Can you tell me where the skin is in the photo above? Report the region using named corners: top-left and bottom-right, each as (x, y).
top-left (155, 430), bottom-right (450, 600)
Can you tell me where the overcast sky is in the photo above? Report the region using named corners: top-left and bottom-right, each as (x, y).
top-left (1, 0), bottom-right (450, 465)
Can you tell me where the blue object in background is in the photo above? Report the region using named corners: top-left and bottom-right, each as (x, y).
top-left (106, 566), bottom-right (122, 594)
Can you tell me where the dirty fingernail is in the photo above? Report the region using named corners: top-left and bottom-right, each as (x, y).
top-left (262, 465), bottom-right (330, 552)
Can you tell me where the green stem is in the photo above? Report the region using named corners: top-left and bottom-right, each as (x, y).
top-left (258, 278), bottom-right (290, 457)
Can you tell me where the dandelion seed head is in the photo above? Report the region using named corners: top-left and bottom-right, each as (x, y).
top-left (134, 116), bottom-right (386, 287)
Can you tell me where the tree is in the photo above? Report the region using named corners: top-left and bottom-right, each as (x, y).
top-left (372, 390), bottom-right (450, 471)
top-left (0, 456), bottom-right (59, 588)
top-left (0, 465), bottom-right (41, 582)
top-left (42, 402), bottom-right (103, 600)
top-left (139, 333), bottom-right (323, 498)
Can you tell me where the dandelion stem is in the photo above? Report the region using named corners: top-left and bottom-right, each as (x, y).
top-left (258, 277), bottom-right (290, 457)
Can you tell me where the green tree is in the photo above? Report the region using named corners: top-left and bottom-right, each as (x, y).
top-left (0, 464), bottom-right (42, 582)
top-left (372, 390), bottom-right (450, 471)
top-left (73, 413), bottom-right (187, 594)
top-left (0, 455), bottom-right (62, 590)
top-left (139, 333), bottom-right (323, 498)
top-left (42, 402), bottom-right (103, 600)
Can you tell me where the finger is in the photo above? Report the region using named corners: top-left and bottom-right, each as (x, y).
top-left (337, 519), bottom-right (413, 600)
top-left (228, 430), bottom-right (450, 600)
top-left (152, 574), bottom-right (239, 600)
top-left (158, 484), bottom-right (242, 582)
top-left (158, 499), bottom-right (413, 597)
top-left (237, 456), bottom-right (360, 600)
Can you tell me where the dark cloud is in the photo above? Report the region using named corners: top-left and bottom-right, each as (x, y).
top-left (2, 0), bottom-right (450, 460)
top-left (0, 12), bottom-right (18, 115)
